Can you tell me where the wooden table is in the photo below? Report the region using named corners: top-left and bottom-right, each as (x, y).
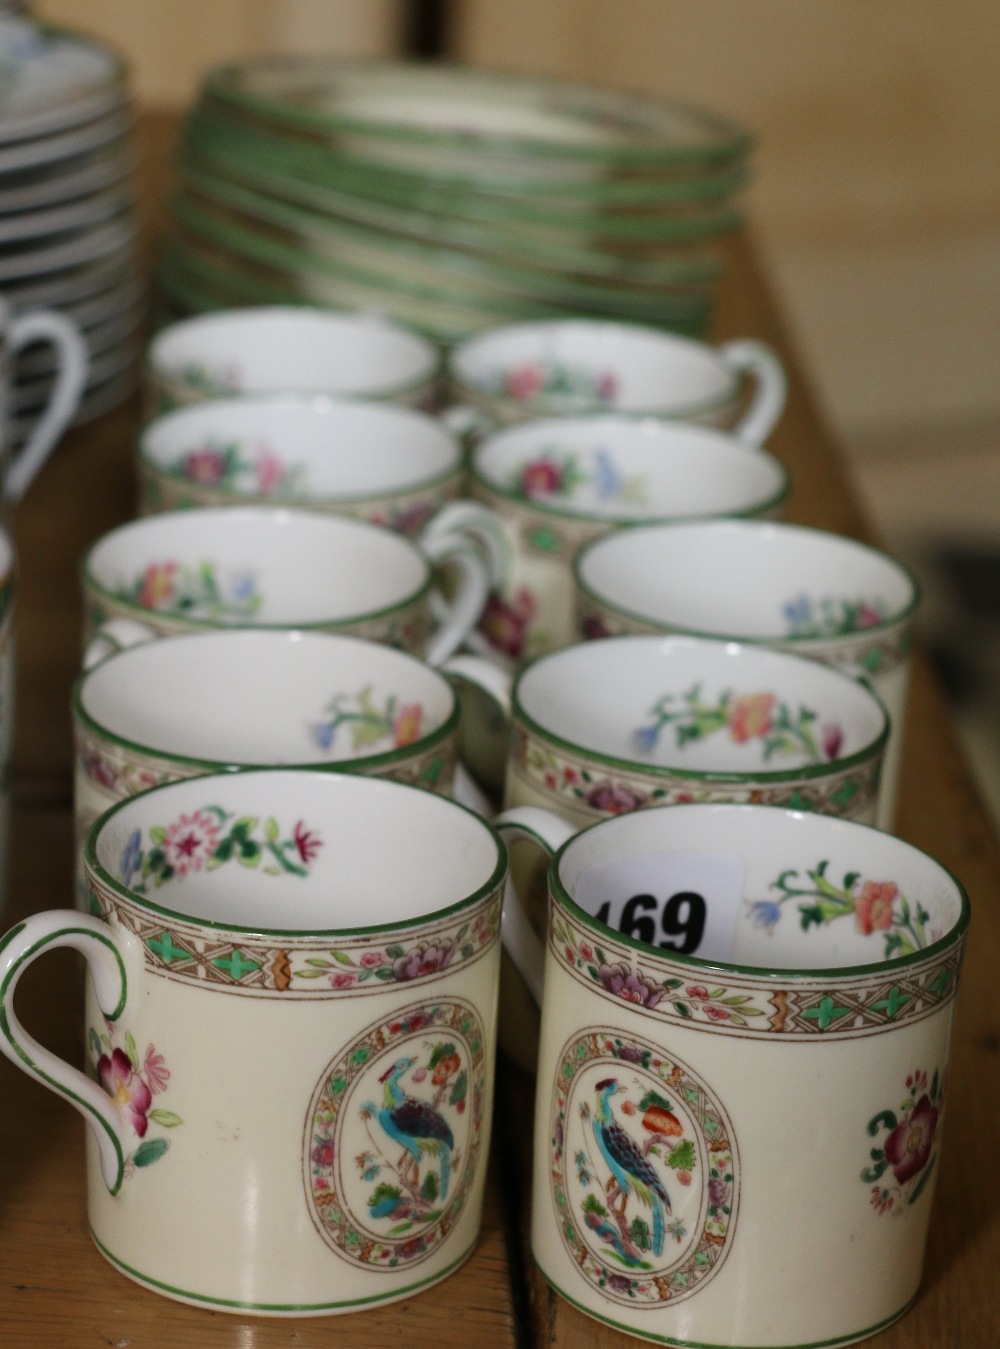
top-left (1, 115), bottom-right (998, 1348)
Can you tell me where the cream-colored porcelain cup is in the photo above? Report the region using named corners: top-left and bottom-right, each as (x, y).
top-left (80, 506), bottom-right (498, 669)
top-left (0, 769), bottom-right (506, 1313)
top-left (0, 528), bottom-right (13, 918)
top-left (144, 306), bottom-right (441, 419)
top-left (136, 395), bottom-right (464, 535)
top-left (495, 801), bottom-right (968, 1348)
top-left (72, 629), bottom-right (466, 903)
top-left (446, 318), bottom-right (786, 446)
top-left (574, 519), bottom-right (919, 830)
top-left (426, 417), bottom-right (789, 665)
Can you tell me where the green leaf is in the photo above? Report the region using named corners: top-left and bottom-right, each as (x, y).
top-left (237, 845), bottom-right (261, 868)
top-left (374, 968), bottom-right (395, 980)
top-left (133, 1137), bottom-right (169, 1167)
top-left (907, 1155), bottom-right (937, 1206)
top-left (212, 837), bottom-right (234, 863)
top-left (582, 1193), bottom-right (606, 1217)
top-left (149, 827), bottom-right (167, 845)
top-left (449, 1069), bottom-right (468, 1105)
top-left (667, 1139), bottom-right (695, 1171)
top-left (637, 1090), bottom-right (673, 1113)
top-left (629, 1216), bottom-right (651, 1252)
top-left (387, 1222), bottom-right (414, 1235)
top-left (428, 1042), bottom-right (457, 1069)
top-left (330, 950), bottom-right (355, 966)
top-left (264, 817), bottom-right (279, 843)
top-left (231, 816), bottom-right (258, 841)
top-left (674, 1001), bottom-right (693, 1018)
top-left (148, 1109), bottom-right (182, 1127)
top-left (125, 1031), bottom-right (139, 1072)
top-left (304, 957), bottom-right (333, 968)
top-left (420, 1170), bottom-right (439, 1202)
top-left (385, 944), bottom-right (406, 959)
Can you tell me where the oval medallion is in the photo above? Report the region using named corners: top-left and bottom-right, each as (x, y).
top-left (550, 1027), bottom-right (738, 1307)
top-left (305, 998), bottom-right (486, 1271)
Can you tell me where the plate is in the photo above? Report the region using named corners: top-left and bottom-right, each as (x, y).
top-left (2, 250), bottom-right (138, 310)
top-left (0, 18), bottom-right (125, 144)
top-left (0, 108), bottom-right (131, 175)
top-left (0, 141), bottom-right (135, 214)
top-left (0, 182), bottom-right (133, 244)
top-left (0, 212), bottom-right (136, 282)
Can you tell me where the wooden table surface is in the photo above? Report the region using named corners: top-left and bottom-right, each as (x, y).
top-left (1, 114), bottom-right (998, 1348)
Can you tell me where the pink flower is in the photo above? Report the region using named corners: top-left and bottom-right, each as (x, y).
top-left (138, 561), bottom-right (178, 611)
top-left (599, 962), bottom-right (665, 1008)
top-left (884, 1096), bottom-right (939, 1184)
top-left (182, 447), bottom-right (226, 485)
top-left (143, 1045), bottom-right (170, 1094)
top-left (311, 1140), bottom-right (335, 1167)
top-left (822, 723), bottom-right (844, 759)
top-left (162, 810), bottom-right (221, 876)
top-left (392, 704), bottom-right (423, 747)
top-left (392, 942), bottom-right (457, 981)
top-left (595, 370), bottom-right (618, 402)
top-left (98, 1047), bottom-right (152, 1136)
top-left (686, 986), bottom-right (710, 1001)
top-left (411, 1067), bottom-right (428, 1083)
top-left (855, 881), bottom-right (898, 935)
top-left (360, 951), bottom-right (385, 968)
top-left (585, 781), bottom-right (648, 814)
top-left (728, 692), bottom-right (776, 743)
top-left (293, 820), bottom-right (322, 865)
top-left (504, 363), bottom-right (545, 401)
top-left (330, 971), bottom-right (357, 989)
top-left (519, 457), bottom-right (563, 497)
top-left (706, 1005), bottom-right (731, 1021)
top-left (857, 603), bottom-right (884, 628)
top-left (579, 943), bottom-right (593, 961)
top-left (255, 445), bottom-right (285, 495)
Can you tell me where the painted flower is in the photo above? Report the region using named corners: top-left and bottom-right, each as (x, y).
top-left (120, 829), bottom-right (142, 888)
top-left (632, 724), bottom-right (661, 754)
top-left (432, 1052), bottom-right (461, 1085)
top-left (138, 561), bottom-right (178, 610)
top-left (707, 1176), bottom-right (729, 1211)
top-left (480, 589), bottom-right (536, 659)
top-left (98, 1048), bottom-right (152, 1136)
top-left (143, 1044), bottom-right (170, 1094)
top-left (585, 781), bottom-right (649, 814)
top-left (504, 362), bottom-right (545, 401)
top-left (870, 1186), bottom-right (894, 1215)
top-left (855, 880), bottom-right (898, 935)
top-left (592, 449), bottom-right (620, 501)
top-left (607, 1273), bottom-right (632, 1294)
top-left (884, 1096), bottom-right (939, 1184)
top-left (392, 704), bottom-right (424, 747)
top-left (255, 446), bottom-right (285, 494)
top-left (728, 692), bottom-right (776, 743)
top-left (312, 1140), bottom-right (335, 1167)
top-left (392, 941), bottom-right (457, 981)
top-left (162, 810), bottom-right (221, 875)
top-left (331, 971), bottom-right (357, 989)
top-left (519, 456), bottom-right (564, 497)
top-left (706, 1005), bottom-right (731, 1021)
top-left (595, 371), bottom-right (618, 402)
top-left (748, 900), bottom-right (782, 932)
top-left (599, 962), bottom-right (665, 1008)
top-left (182, 446), bottom-right (226, 485)
top-left (616, 1044), bottom-right (644, 1064)
top-left (783, 595), bottom-right (812, 629)
top-left (293, 820), bottom-right (322, 865)
top-left (360, 951), bottom-right (385, 968)
top-left (822, 723), bottom-right (844, 759)
top-left (686, 986), bottom-right (710, 1001)
top-left (857, 603), bottom-right (884, 628)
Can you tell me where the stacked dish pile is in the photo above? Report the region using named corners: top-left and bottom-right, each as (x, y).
top-left (158, 59), bottom-right (751, 345)
top-left (0, 9), bottom-right (142, 444)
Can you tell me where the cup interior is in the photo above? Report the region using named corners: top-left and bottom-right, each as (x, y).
top-left (148, 306), bottom-right (438, 398)
top-left (77, 630), bottom-right (455, 766)
top-left (515, 635), bottom-right (887, 774)
top-left (450, 320), bottom-right (735, 414)
top-left (473, 417), bottom-right (787, 521)
top-left (577, 520), bottom-right (917, 638)
top-left (557, 802), bottom-right (967, 973)
top-left (91, 770), bottom-right (503, 932)
top-left (84, 508), bottom-right (430, 626)
top-left (140, 397), bottom-right (461, 499)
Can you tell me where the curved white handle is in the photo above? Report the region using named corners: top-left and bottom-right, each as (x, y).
top-left (0, 911), bottom-right (131, 1193)
top-left (442, 653), bottom-right (513, 722)
top-left (83, 617), bottom-right (158, 671)
top-left (5, 309), bottom-right (89, 502)
top-left (718, 339), bottom-right (787, 446)
top-left (419, 501), bottom-right (511, 667)
top-left (493, 806), bottom-right (578, 1006)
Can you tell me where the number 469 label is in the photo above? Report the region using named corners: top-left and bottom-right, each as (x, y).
top-left (574, 851), bottom-right (745, 963)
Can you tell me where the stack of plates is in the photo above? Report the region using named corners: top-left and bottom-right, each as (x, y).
top-left (0, 12), bottom-right (142, 443)
top-left (159, 59), bottom-right (752, 345)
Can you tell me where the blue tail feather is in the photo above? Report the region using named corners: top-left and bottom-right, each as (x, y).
top-left (440, 1145), bottom-right (451, 1200)
top-left (652, 1196), bottom-right (664, 1257)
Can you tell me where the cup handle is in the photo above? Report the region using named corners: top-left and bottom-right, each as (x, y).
top-left (438, 403), bottom-right (495, 453)
top-left (493, 806), bottom-right (577, 1005)
top-left (419, 502), bottom-right (511, 667)
top-left (442, 652), bottom-right (514, 800)
top-left (83, 617), bottom-right (158, 670)
top-left (4, 310), bottom-right (89, 503)
top-left (0, 911), bottom-right (131, 1193)
top-left (717, 339), bottom-right (787, 446)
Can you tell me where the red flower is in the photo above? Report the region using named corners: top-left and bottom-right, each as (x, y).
top-left (504, 363), bottom-right (545, 401)
top-left (330, 971), bottom-right (357, 989)
top-left (519, 457), bottom-right (563, 497)
top-left (480, 590), bottom-right (536, 659)
top-left (98, 1048), bottom-right (152, 1136)
top-left (311, 1140), bottom-right (335, 1167)
top-left (563, 766), bottom-right (578, 783)
top-left (884, 1095), bottom-right (938, 1184)
top-left (728, 692), bottom-right (776, 743)
top-left (706, 1005), bottom-right (731, 1021)
top-left (579, 943), bottom-right (593, 961)
top-left (822, 723), bottom-right (844, 759)
top-left (182, 447), bottom-right (226, 485)
top-left (686, 986), bottom-right (710, 1001)
top-left (293, 820), bottom-right (322, 865)
top-left (855, 880), bottom-right (897, 935)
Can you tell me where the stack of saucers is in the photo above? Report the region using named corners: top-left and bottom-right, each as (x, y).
top-left (0, 9), bottom-right (142, 444)
top-left (158, 58), bottom-right (751, 345)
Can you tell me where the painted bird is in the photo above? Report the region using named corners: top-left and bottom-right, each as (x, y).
top-left (377, 1057), bottom-right (454, 1200)
top-left (593, 1078), bottom-right (671, 1257)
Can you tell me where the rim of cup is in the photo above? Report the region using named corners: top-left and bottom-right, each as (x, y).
top-left (448, 318), bottom-right (743, 420)
top-left (85, 767), bottom-right (507, 938)
top-left (543, 801), bottom-right (970, 980)
top-left (73, 629), bottom-right (460, 774)
top-left (511, 634), bottom-right (890, 784)
top-left (469, 416), bottom-right (790, 523)
top-left (80, 507), bottom-right (437, 631)
top-left (138, 394), bottom-right (464, 505)
top-left (574, 518), bottom-right (921, 640)
top-left (146, 305), bottom-right (441, 401)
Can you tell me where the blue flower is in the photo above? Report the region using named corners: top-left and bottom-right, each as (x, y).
top-left (230, 572), bottom-right (258, 602)
top-left (120, 829), bottom-right (142, 887)
top-left (593, 449), bottom-right (621, 501)
top-left (632, 725), bottom-right (661, 754)
top-left (783, 594), bottom-right (812, 630)
top-left (311, 721), bottom-right (335, 751)
top-left (748, 900), bottom-right (782, 932)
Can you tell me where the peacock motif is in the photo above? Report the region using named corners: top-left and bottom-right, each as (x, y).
top-left (592, 1077), bottom-right (672, 1259)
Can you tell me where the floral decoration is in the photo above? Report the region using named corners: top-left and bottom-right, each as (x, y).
top-left (87, 1020), bottom-right (182, 1177)
top-left (119, 807), bottom-right (323, 895)
top-left (118, 559), bottom-right (262, 621)
top-left (753, 861), bottom-right (932, 958)
top-left (481, 360), bottom-right (618, 406)
top-left (633, 685), bottom-right (842, 765)
top-left (478, 586), bottom-right (539, 660)
top-left (170, 436), bottom-right (306, 498)
top-left (862, 1067), bottom-right (944, 1216)
top-left (783, 594), bottom-right (888, 639)
top-left (509, 447), bottom-right (646, 509)
top-left (310, 687), bottom-right (425, 755)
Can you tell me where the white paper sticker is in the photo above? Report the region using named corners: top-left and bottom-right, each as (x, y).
top-left (574, 851), bottom-right (746, 964)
